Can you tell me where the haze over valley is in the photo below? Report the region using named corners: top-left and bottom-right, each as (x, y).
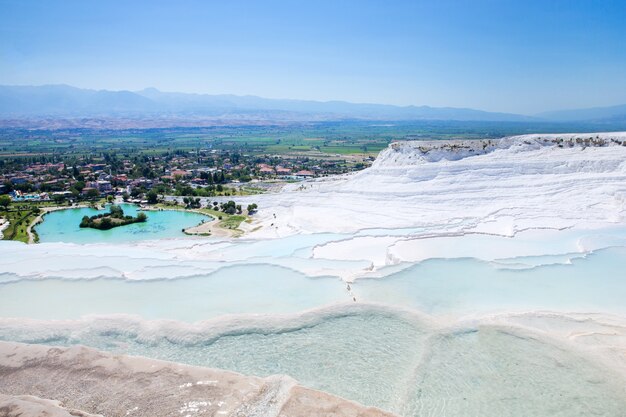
top-left (2, 84), bottom-right (626, 125)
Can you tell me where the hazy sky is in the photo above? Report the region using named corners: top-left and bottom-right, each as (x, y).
top-left (1, 0), bottom-right (625, 114)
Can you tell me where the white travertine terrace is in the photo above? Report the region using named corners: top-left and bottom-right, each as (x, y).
top-left (248, 132), bottom-right (626, 237)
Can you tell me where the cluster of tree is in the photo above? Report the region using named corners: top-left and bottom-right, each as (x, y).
top-left (182, 197), bottom-right (202, 209)
top-left (230, 170), bottom-right (252, 182)
top-left (0, 194), bottom-right (11, 209)
top-left (173, 184), bottom-right (236, 197)
top-left (211, 200), bottom-right (242, 215)
top-left (197, 169), bottom-right (252, 184)
top-left (85, 188), bottom-right (100, 199)
top-left (130, 186), bottom-right (147, 198)
top-left (79, 205), bottom-right (147, 230)
top-left (108, 205), bottom-right (126, 218)
top-left (146, 190), bottom-right (159, 204)
top-left (2, 181), bottom-right (35, 193)
top-left (199, 171), bottom-right (227, 184)
top-left (191, 200), bottom-right (258, 215)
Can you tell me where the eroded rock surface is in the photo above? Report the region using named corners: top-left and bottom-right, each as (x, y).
top-left (0, 394), bottom-right (101, 417)
top-left (0, 341), bottom-right (395, 417)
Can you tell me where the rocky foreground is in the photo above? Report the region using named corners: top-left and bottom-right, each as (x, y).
top-left (0, 341), bottom-right (394, 417)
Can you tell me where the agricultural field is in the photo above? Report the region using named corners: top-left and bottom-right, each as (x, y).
top-left (1, 119), bottom-right (618, 161)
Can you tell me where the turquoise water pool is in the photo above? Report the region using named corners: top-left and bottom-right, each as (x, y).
top-left (3, 225), bottom-right (626, 416)
top-left (2, 247), bottom-right (626, 321)
top-left (0, 264), bottom-right (349, 321)
top-left (35, 204), bottom-right (210, 243)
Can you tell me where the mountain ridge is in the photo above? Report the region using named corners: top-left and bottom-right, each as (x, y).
top-left (0, 84), bottom-right (533, 122)
top-left (537, 103), bottom-right (626, 122)
top-left (1, 84), bottom-right (625, 124)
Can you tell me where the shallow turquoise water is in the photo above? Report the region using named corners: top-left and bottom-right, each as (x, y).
top-left (0, 264), bottom-right (348, 321)
top-left (356, 247), bottom-right (626, 316)
top-left (35, 204), bottom-right (209, 243)
top-left (3, 226), bottom-right (626, 416)
top-left (2, 308), bottom-right (624, 417)
top-left (1, 247), bottom-right (626, 321)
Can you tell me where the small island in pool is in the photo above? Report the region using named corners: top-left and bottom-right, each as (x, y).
top-left (79, 205), bottom-right (147, 230)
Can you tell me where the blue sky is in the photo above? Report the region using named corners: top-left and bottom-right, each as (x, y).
top-left (1, 0), bottom-right (625, 114)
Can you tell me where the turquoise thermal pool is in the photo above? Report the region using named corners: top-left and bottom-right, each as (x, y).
top-left (35, 204), bottom-right (209, 243)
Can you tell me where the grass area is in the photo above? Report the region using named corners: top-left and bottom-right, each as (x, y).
top-left (195, 207), bottom-right (246, 230)
top-left (194, 207), bottom-right (223, 218)
top-left (8, 201), bottom-right (59, 209)
top-left (0, 207), bottom-right (40, 243)
top-left (319, 145), bottom-right (383, 155)
top-left (237, 186), bottom-right (266, 195)
top-left (231, 187), bottom-right (263, 196)
top-left (174, 187), bottom-right (261, 197)
top-left (218, 215), bottom-right (246, 230)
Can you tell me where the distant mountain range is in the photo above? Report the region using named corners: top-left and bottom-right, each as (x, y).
top-left (537, 104), bottom-right (626, 122)
top-left (0, 84), bottom-right (625, 125)
top-left (0, 84), bottom-right (530, 122)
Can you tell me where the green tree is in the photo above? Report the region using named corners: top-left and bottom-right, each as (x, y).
top-left (52, 194), bottom-right (65, 205)
top-left (130, 187), bottom-right (145, 198)
top-left (223, 200), bottom-right (237, 215)
top-left (86, 188), bottom-right (100, 199)
top-left (109, 205), bottom-right (124, 218)
top-left (146, 190), bottom-right (159, 204)
top-left (79, 215), bottom-right (90, 228)
top-left (0, 194), bottom-right (10, 210)
top-left (2, 181), bottom-right (13, 193)
top-left (136, 212), bottom-right (147, 222)
top-left (100, 217), bottom-right (112, 229)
